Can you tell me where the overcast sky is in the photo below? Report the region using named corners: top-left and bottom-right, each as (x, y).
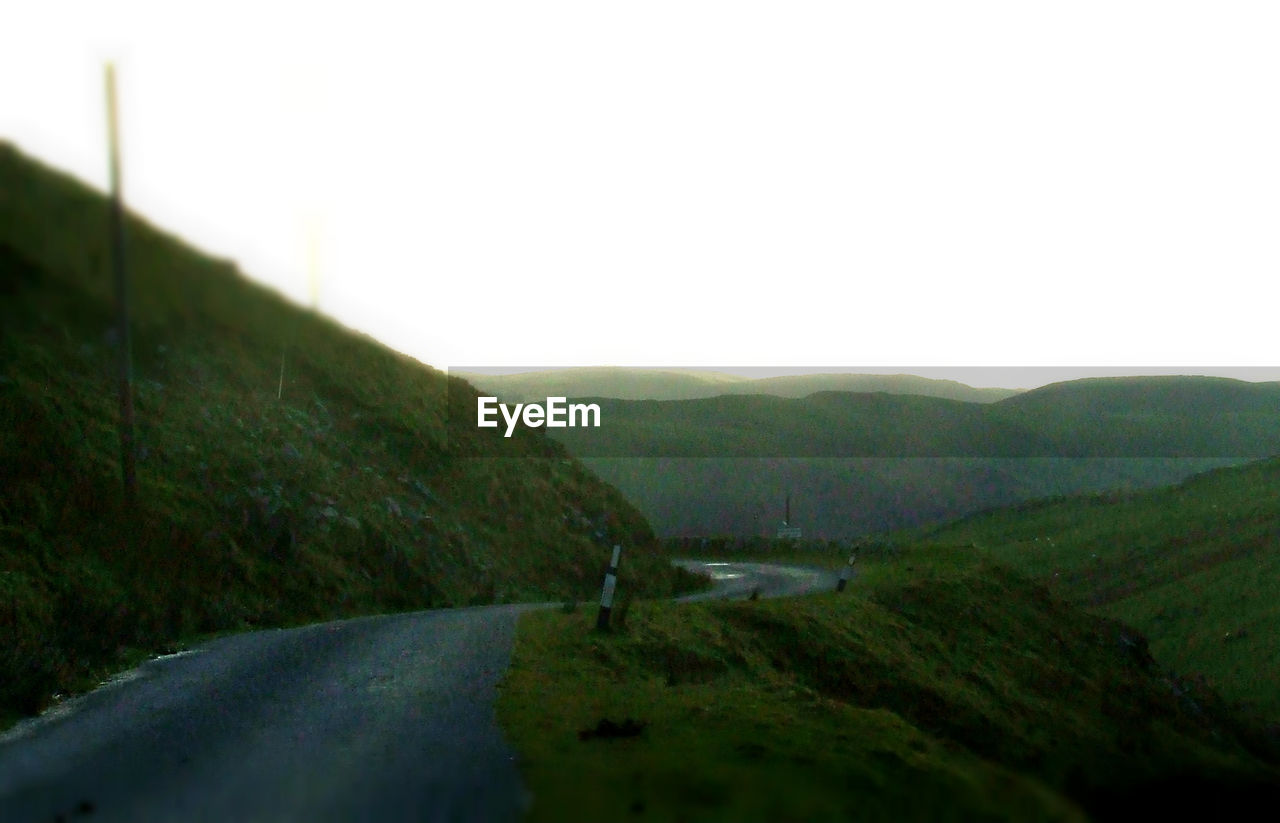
top-left (4, 1), bottom-right (1279, 388)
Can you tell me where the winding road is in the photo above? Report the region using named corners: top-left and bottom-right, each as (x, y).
top-left (0, 561), bottom-right (838, 823)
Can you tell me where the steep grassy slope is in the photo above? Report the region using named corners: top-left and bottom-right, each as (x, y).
top-left (0, 142), bottom-right (699, 722)
top-left (500, 549), bottom-right (1280, 821)
top-left (457, 367), bottom-right (1019, 403)
top-left (904, 458), bottom-right (1280, 718)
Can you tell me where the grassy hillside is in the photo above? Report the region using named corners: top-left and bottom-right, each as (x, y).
top-left (456, 367), bottom-right (1020, 404)
top-left (500, 549), bottom-right (1280, 821)
top-left (1002, 375), bottom-right (1280, 418)
top-left (517, 376), bottom-right (1276, 538)
top-left (551, 381), bottom-right (1280, 458)
top-left (580, 457), bottom-right (1240, 538)
top-left (554, 392), bottom-right (1040, 457)
top-left (0, 142), bottom-right (701, 723)
top-left (902, 457), bottom-right (1280, 719)
top-left (996, 376), bottom-right (1280, 457)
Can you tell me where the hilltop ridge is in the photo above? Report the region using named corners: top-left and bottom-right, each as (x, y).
top-left (455, 367), bottom-right (1020, 404)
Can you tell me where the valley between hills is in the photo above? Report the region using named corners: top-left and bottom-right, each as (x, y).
top-left (5, 141), bottom-right (1280, 820)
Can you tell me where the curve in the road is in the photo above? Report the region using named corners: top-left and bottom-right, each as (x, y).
top-left (0, 562), bottom-right (838, 823)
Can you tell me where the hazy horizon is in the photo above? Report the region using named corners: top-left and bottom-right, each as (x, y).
top-left (453, 365), bottom-right (1280, 391)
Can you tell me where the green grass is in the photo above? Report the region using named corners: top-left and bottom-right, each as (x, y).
top-left (552, 378), bottom-right (1280, 459)
top-left (580, 456), bottom-right (1242, 539)
top-left (897, 458), bottom-right (1280, 719)
top-left (499, 549), bottom-right (1280, 821)
top-left (0, 141), bottom-right (705, 722)
top-left (546, 376), bottom-right (1269, 539)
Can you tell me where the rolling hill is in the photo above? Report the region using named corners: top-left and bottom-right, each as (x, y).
top-left (578, 456), bottom-right (1240, 539)
top-left (501, 550), bottom-right (1280, 820)
top-left (0, 142), bottom-right (698, 722)
top-left (549, 380), bottom-right (1280, 458)
top-left (995, 376), bottom-right (1280, 458)
top-left (899, 457), bottom-right (1280, 719)
top-left (454, 367), bottom-right (1020, 404)
top-left (504, 378), bottom-right (1278, 538)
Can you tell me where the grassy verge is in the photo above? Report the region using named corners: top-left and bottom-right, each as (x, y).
top-left (499, 549), bottom-right (1280, 821)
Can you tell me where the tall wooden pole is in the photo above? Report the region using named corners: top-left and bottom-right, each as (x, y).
top-left (106, 63), bottom-right (137, 509)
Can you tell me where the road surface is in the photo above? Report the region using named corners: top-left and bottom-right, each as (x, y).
top-left (673, 559), bottom-right (839, 602)
top-left (0, 561), bottom-right (838, 823)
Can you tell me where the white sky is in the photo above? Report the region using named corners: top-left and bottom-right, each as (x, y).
top-left (4, 1), bottom-right (1279, 388)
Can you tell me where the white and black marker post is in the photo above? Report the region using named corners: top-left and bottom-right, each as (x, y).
top-left (596, 545), bottom-right (622, 630)
top-left (836, 553), bottom-right (856, 592)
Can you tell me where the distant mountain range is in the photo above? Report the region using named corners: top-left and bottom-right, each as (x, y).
top-left (453, 367), bottom-right (1020, 404)
top-left (547, 376), bottom-right (1280, 458)
top-left (504, 374), bottom-right (1280, 537)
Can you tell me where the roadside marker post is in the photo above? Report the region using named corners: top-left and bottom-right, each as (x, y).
top-left (836, 553), bottom-right (856, 592)
top-left (596, 545), bottom-right (622, 631)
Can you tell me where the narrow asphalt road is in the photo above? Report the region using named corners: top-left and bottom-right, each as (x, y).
top-left (673, 559), bottom-right (840, 602)
top-left (0, 561), bottom-right (838, 823)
